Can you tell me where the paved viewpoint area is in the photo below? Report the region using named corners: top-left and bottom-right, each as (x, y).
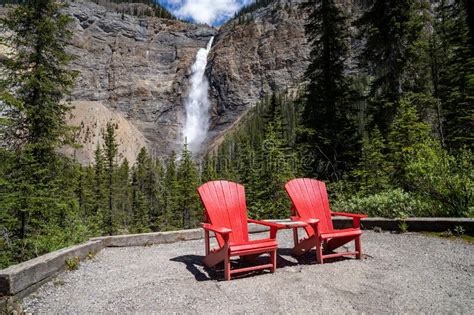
top-left (23, 231), bottom-right (473, 313)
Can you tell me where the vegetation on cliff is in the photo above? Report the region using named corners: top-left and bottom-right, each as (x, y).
top-left (1, 0), bottom-right (177, 19)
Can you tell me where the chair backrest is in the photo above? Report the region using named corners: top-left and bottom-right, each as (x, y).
top-left (197, 180), bottom-right (249, 246)
top-left (285, 178), bottom-right (334, 234)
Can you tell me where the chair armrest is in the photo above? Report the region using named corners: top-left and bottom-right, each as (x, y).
top-left (291, 216), bottom-right (320, 225)
top-left (331, 212), bottom-right (367, 228)
top-left (247, 219), bottom-right (287, 229)
top-left (201, 223), bottom-right (232, 235)
top-left (331, 212), bottom-right (368, 218)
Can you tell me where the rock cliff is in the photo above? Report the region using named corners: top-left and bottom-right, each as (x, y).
top-left (65, 0), bottom-right (317, 163)
top-left (206, 0), bottom-right (310, 148)
top-left (3, 0), bottom-right (362, 164)
top-left (62, 0), bottom-right (216, 164)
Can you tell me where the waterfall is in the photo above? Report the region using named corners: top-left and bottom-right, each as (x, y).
top-left (182, 37), bottom-right (214, 153)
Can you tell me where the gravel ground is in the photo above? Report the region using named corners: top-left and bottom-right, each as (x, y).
top-left (23, 230), bottom-right (473, 314)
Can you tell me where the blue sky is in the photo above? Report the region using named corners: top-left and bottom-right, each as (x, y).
top-left (158, 0), bottom-right (255, 26)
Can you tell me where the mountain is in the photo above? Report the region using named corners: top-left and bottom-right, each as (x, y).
top-left (205, 0), bottom-right (310, 150)
top-left (58, 0), bottom-right (216, 164)
top-left (1, 0), bottom-right (334, 164)
top-left (64, 0), bottom-right (318, 164)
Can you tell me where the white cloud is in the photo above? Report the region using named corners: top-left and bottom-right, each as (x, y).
top-left (172, 0), bottom-right (244, 25)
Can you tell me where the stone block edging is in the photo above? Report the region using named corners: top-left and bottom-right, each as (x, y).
top-left (0, 240), bottom-right (104, 298)
top-left (90, 228), bottom-right (203, 247)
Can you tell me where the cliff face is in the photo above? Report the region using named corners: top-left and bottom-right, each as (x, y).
top-left (63, 0), bottom-right (216, 164)
top-left (205, 0), bottom-right (310, 148)
top-left (64, 0), bottom-right (314, 163)
top-left (1, 0), bottom-right (366, 164)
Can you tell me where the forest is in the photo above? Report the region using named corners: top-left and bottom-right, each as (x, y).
top-left (1, 0), bottom-right (177, 19)
top-left (0, 0), bottom-right (473, 268)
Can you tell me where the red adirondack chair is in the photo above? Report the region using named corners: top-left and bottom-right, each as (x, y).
top-left (198, 180), bottom-right (285, 281)
top-left (285, 178), bottom-right (368, 264)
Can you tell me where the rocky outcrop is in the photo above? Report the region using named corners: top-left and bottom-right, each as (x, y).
top-left (63, 0), bottom-right (216, 164)
top-left (60, 101), bottom-right (148, 165)
top-left (205, 0), bottom-right (310, 147)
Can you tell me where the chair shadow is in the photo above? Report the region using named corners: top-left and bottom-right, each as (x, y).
top-left (169, 255), bottom-right (216, 281)
top-left (277, 248), bottom-right (353, 266)
top-left (170, 247), bottom-right (354, 281)
top-left (170, 254), bottom-right (277, 281)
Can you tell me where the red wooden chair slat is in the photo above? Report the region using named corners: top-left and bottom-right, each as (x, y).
top-left (198, 180), bottom-right (282, 280)
top-left (285, 178), bottom-right (368, 264)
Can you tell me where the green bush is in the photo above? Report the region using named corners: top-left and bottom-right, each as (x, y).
top-left (405, 144), bottom-right (473, 217)
top-left (332, 189), bottom-right (437, 218)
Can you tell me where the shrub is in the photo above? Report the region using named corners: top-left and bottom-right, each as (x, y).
top-left (332, 189), bottom-right (435, 218)
top-left (405, 144), bottom-right (473, 217)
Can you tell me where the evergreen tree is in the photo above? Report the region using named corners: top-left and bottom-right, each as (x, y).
top-left (102, 122), bottom-right (118, 235)
top-left (387, 96), bottom-right (431, 187)
top-left (201, 154), bottom-right (218, 183)
top-left (115, 159), bottom-right (131, 229)
top-left (248, 122), bottom-right (294, 219)
top-left (93, 145), bottom-right (106, 223)
top-left (162, 151), bottom-right (179, 229)
top-left (177, 143), bottom-right (200, 229)
top-left (152, 158), bottom-right (166, 229)
top-left (352, 128), bottom-right (392, 195)
top-left (0, 0), bottom-right (91, 267)
top-left (433, 0), bottom-right (474, 150)
top-left (0, 0), bottom-right (77, 160)
top-left (303, 0), bottom-right (359, 180)
top-left (356, 0), bottom-right (429, 133)
top-left (130, 148), bottom-right (158, 232)
top-left (76, 165), bottom-right (96, 219)
top-left (130, 164), bottom-right (150, 233)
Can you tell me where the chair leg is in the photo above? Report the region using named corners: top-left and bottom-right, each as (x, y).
top-left (224, 255), bottom-right (231, 281)
top-left (270, 250), bottom-right (277, 273)
top-left (355, 236), bottom-right (362, 259)
top-left (315, 241), bottom-right (323, 264)
top-left (293, 228), bottom-right (298, 248)
top-left (205, 230), bottom-right (210, 255)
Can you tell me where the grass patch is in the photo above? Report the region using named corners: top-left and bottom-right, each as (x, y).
top-left (87, 251), bottom-right (96, 260)
top-left (420, 232), bottom-right (474, 244)
top-left (65, 256), bottom-right (80, 271)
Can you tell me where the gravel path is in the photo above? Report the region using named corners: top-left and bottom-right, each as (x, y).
top-left (23, 231), bottom-right (473, 314)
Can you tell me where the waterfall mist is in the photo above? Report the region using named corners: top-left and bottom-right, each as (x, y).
top-left (182, 37), bottom-right (214, 153)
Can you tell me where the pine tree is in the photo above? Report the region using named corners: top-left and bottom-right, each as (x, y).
top-left (201, 154), bottom-right (218, 183)
top-left (162, 151), bottom-right (179, 229)
top-left (76, 165), bottom-right (96, 219)
top-left (152, 158), bottom-right (165, 229)
top-left (0, 0), bottom-right (77, 160)
top-left (102, 122), bottom-right (118, 235)
top-left (130, 148), bottom-right (158, 232)
top-left (353, 128), bottom-right (392, 195)
top-left (249, 122), bottom-right (294, 219)
top-left (93, 145), bottom-right (106, 222)
top-left (115, 159), bottom-right (131, 229)
top-left (303, 0), bottom-right (359, 180)
top-left (143, 153), bottom-right (161, 230)
top-left (177, 143), bottom-right (200, 229)
top-left (0, 0), bottom-right (90, 267)
top-left (130, 164), bottom-right (150, 233)
top-left (433, 0), bottom-right (474, 151)
top-left (387, 97), bottom-right (431, 186)
top-left (356, 0), bottom-right (429, 133)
